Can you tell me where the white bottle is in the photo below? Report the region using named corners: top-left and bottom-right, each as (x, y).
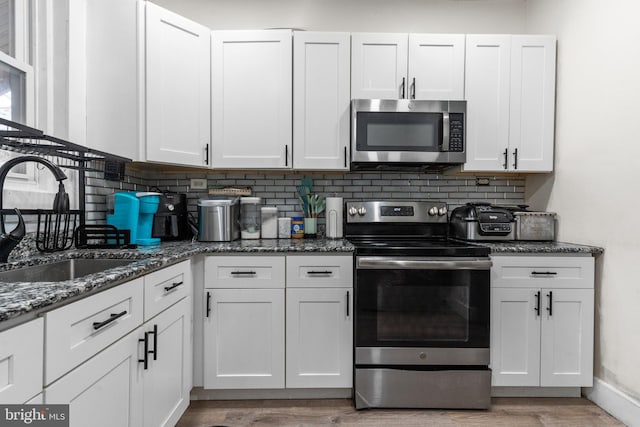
top-left (260, 207), bottom-right (278, 239)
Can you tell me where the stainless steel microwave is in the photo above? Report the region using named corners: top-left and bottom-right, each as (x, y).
top-left (351, 99), bottom-right (466, 170)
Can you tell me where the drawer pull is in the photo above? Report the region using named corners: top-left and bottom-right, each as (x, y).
top-left (93, 310), bottom-right (127, 330)
top-left (346, 291), bottom-right (350, 317)
top-left (139, 332), bottom-right (149, 370)
top-left (231, 271), bottom-right (257, 276)
top-left (148, 324), bottom-right (158, 361)
top-left (164, 281), bottom-right (183, 292)
top-left (307, 270), bottom-right (332, 275)
top-left (531, 271), bottom-right (558, 277)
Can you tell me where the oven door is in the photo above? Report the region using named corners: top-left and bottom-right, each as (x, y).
top-left (355, 256), bottom-right (491, 356)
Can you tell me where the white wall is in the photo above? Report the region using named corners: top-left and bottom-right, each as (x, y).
top-left (524, 0), bottom-right (640, 403)
top-left (152, 0), bottom-right (526, 33)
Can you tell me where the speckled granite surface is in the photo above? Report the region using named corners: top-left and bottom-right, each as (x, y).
top-left (0, 238), bottom-right (354, 329)
top-left (0, 236), bottom-right (603, 329)
top-left (479, 241), bottom-right (604, 254)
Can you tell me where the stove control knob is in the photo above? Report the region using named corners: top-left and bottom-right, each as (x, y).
top-left (357, 207), bottom-right (367, 216)
top-left (348, 207), bottom-right (358, 216)
top-left (428, 207), bottom-right (438, 216)
top-left (438, 207), bottom-right (448, 216)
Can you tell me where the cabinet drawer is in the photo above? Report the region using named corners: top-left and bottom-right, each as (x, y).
top-left (45, 278), bottom-right (144, 385)
top-left (286, 255), bottom-right (353, 288)
top-left (205, 256), bottom-right (285, 289)
top-left (0, 318), bottom-right (43, 403)
top-left (144, 260), bottom-right (191, 320)
top-left (491, 255), bottom-right (594, 289)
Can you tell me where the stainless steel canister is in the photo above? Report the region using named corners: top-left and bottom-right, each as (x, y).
top-left (197, 197), bottom-right (240, 241)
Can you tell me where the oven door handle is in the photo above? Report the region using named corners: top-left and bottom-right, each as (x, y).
top-left (356, 257), bottom-right (492, 270)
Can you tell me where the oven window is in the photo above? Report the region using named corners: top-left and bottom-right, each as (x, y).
top-left (355, 268), bottom-right (489, 348)
top-left (356, 112), bottom-right (443, 152)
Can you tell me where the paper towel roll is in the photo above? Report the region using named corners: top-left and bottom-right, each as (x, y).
top-left (325, 197), bottom-right (343, 238)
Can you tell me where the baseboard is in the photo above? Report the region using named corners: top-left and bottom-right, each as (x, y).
top-left (190, 387), bottom-right (353, 400)
top-left (492, 386), bottom-right (581, 397)
top-left (584, 378), bottom-right (640, 427)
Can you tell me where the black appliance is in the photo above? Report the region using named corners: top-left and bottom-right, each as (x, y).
top-left (152, 193), bottom-right (191, 241)
top-left (346, 200), bottom-right (492, 410)
top-left (449, 202), bottom-right (515, 241)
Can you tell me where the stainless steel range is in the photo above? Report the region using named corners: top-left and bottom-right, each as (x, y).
top-left (346, 200), bottom-right (492, 410)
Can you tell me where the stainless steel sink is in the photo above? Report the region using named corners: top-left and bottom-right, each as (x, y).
top-left (0, 259), bottom-right (134, 282)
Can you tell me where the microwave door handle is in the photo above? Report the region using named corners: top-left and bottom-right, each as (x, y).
top-left (442, 112), bottom-right (450, 151)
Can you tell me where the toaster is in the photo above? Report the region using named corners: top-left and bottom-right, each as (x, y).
top-left (513, 211), bottom-right (556, 241)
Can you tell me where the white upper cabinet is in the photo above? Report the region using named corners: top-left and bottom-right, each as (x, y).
top-left (293, 32), bottom-right (351, 170)
top-left (83, 1), bottom-right (211, 167)
top-left (211, 30), bottom-right (293, 169)
top-left (351, 33), bottom-right (464, 100)
top-left (508, 35), bottom-right (556, 172)
top-left (408, 34), bottom-right (465, 100)
top-left (464, 34), bottom-right (556, 172)
top-left (145, 3), bottom-right (211, 167)
top-left (351, 33), bottom-right (408, 99)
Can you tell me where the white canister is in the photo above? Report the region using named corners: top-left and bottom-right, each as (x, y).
top-left (278, 217), bottom-right (291, 238)
top-left (260, 207), bottom-right (278, 239)
top-left (325, 197), bottom-right (343, 238)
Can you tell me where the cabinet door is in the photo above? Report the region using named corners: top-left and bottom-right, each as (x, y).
top-left (351, 33), bottom-right (408, 99)
top-left (143, 298), bottom-right (192, 427)
top-left (490, 288), bottom-right (540, 386)
top-left (293, 32), bottom-right (350, 170)
top-left (45, 329), bottom-right (144, 427)
top-left (146, 2), bottom-right (211, 167)
top-left (408, 34), bottom-right (465, 100)
top-left (286, 288), bottom-right (352, 388)
top-left (509, 35), bottom-right (556, 172)
top-left (0, 318), bottom-right (43, 404)
top-left (203, 289), bottom-right (285, 389)
top-left (211, 30), bottom-right (292, 169)
top-left (463, 35), bottom-right (512, 172)
top-left (540, 288), bottom-right (594, 387)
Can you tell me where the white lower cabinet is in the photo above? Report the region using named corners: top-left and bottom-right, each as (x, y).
top-left (142, 297), bottom-right (192, 427)
top-left (490, 255), bottom-right (594, 388)
top-left (203, 254), bottom-right (353, 391)
top-left (204, 288), bottom-right (285, 389)
top-left (43, 261), bottom-right (193, 427)
top-left (45, 329), bottom-right (144, 427)
top-left (286, 288), bottom-right (352, 388)
top-left (0, 318), bottom-right (44, 404)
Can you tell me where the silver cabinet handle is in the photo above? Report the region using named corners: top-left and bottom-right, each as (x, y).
top-left (357, 257), bottom-right (492, 270)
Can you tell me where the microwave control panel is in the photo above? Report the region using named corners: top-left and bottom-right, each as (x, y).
top-left (449, 113), bottom-right (464, 152)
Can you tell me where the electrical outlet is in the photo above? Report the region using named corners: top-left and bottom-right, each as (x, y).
top-left (190, 178), bottom-right (207, 190)
top-left (476, 177), bottom-right (490, 186)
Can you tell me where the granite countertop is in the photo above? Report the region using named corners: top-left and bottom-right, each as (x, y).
top-left (478, 241), bottom-right (604, 254)
top-left (0, 237), bottom-right (354, 329)
top-left (0, 236), bottom-right (603, 329)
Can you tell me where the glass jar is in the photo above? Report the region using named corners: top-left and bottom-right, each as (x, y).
top-left (240, 197), bottom-right (261, 239)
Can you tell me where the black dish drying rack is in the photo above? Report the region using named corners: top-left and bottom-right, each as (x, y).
top-left (0, 118), bottom-right (133, 253)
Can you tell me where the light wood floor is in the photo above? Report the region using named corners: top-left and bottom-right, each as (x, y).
top-left (176, 398), bottom-right (624, 427)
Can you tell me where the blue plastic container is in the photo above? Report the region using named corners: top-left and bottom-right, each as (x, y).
top-left (135, 192), bottom-right (160, 245)
top-left (107, 193), bottom-right (139, 243)
top-left (106, 192), bottom-right (161, 246)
